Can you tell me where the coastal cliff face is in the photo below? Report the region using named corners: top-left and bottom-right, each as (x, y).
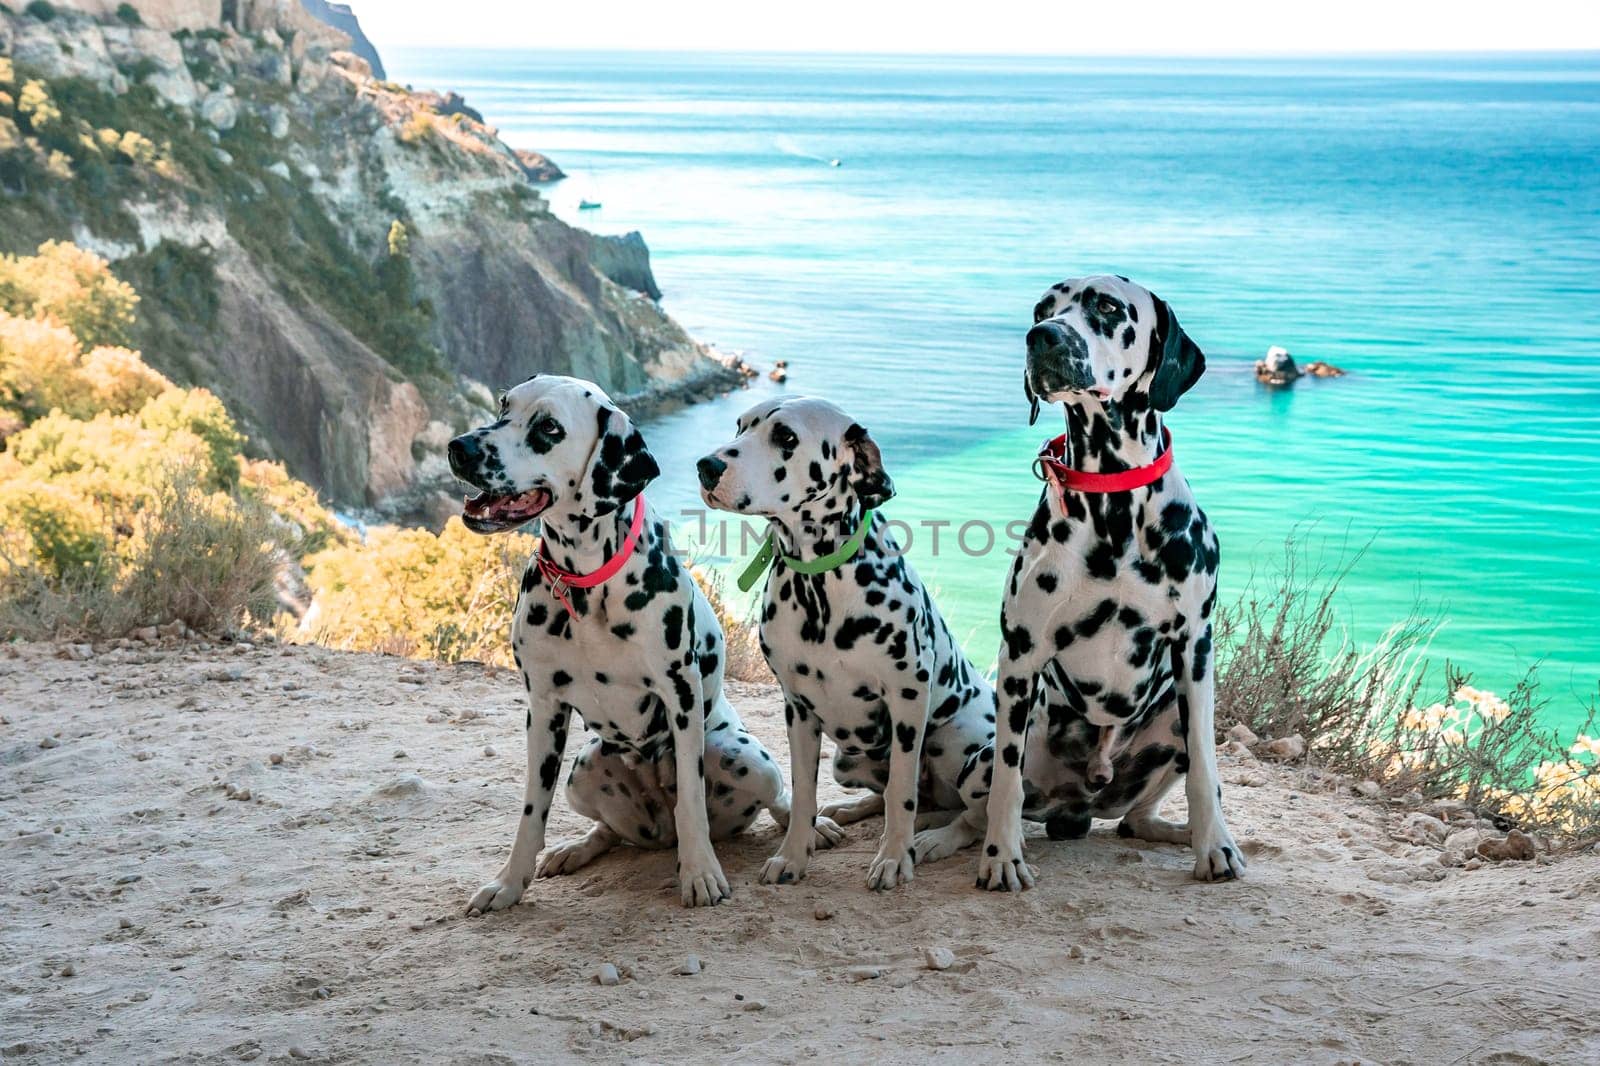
top-left (0, 3), bottom-right (736, 518)
top-left (295, 0), bottom-right (384, 79)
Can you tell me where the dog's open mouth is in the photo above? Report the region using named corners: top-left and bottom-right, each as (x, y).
top-left (461, 487), bottom-right (551, 533)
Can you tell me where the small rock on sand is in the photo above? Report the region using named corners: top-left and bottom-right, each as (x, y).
top-left (1400, 812), bottom-right (1450, 845)
top-left (1477, 829), bottom-right (1537, 862)
top-left (595, 963), bottom-right (621, 986)
top-left (1356, 780), bottom-right (1383, 799)
top-left (923, 946), bottom-right (955, 971)
top-left (845, 965), bottom-right (883, 982)
top-left (1226, 723), bottom-right (1260, 747)
top-left (1262, 735), bottom-right (1306, 761)
top-left (814, 904), bottom-right (834, 921)
top-left (676, 955), bottom-right (701, 976)
top-left (743, 999), bottom-right (767, 1011)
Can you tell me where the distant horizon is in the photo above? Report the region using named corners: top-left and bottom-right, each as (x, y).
top-left (385, 45), bottom-right (1600, 59)
top-left (357, 0), bottom-right (1600, 56)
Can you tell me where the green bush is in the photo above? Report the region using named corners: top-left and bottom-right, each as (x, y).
top-left (115, 2), bottom-right (141, 26)
top-left (24, 1), bottom-right (56, 22)
top-left (0, 477), bottom-right (110, 579)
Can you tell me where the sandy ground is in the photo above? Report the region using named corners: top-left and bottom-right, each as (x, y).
top-left (2, 638), bottom-right (1598, 1066)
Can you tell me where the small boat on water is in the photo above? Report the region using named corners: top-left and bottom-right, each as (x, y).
top-left (578, 199), bottom-right (602, 210)
top-left (829, 159), bottom-right (842, 167)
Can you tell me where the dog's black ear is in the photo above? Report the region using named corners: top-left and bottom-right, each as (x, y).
top-left (1024, 372), bottom-right (1040, 426)
top-left (1149, 295), bottom-right (1206, 412)
top-left (585, 404), bottom-right (659, 516)
top-left (843, 423), bottom-right (895, 509)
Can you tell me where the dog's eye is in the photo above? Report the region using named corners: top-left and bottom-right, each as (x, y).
top-left (771, 425), bottom-right (798, 450)
top-left (496, 393), bottom-right (508, 416)
top-left (535, 417), bottom-right (564, 440)
top-left (1096, 295), bottom-right (1119, 316)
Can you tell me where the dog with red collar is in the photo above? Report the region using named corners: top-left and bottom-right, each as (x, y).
top-left (448, 375), bottom-right (837, 912)
top-left (977, 275), bottom-right (1246, 891)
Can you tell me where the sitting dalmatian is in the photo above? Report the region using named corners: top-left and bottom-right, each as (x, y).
top-left (449, 375), bottom-right (833, 912)
top-left (977, 275), bottom-right (1246, 891)
top-left (696, 398), bottom-right (995, 890)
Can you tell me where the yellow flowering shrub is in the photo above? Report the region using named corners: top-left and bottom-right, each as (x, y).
top-left (0, 241), bottom-right (139, 349)
top-left (300, 518), bottom-right (536, 665)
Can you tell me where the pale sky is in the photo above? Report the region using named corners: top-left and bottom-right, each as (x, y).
top-left (358, 0), bottom-right (1600, 54)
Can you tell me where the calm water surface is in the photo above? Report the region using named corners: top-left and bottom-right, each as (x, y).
top-left (389, 50), bottom-right (1600, 727)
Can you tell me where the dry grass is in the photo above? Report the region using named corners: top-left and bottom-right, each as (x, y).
top-left (1214, 537), bottom-right (1600, 845)
top-left (691, 563), bottom-right (774, 684)
top-left (0, 471), bottom-right (279, 640)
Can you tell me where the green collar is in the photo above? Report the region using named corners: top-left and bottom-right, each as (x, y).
top-left (736, 509), bottom-right (877, 593)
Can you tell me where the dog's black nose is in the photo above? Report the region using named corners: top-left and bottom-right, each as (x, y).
top-left (1026, 320), bottom-right (1073, 358)
top-left (448, 435), bottom-right (481, 479)
top-left (696, 455), bottom-right (727, 491)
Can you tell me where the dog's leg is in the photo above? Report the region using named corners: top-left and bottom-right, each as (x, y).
top-left (1175, 625), bottom-right (1245, 881)
top-left (866, 684), bottom-right (929, 891)
top-left (913, 699), bottom-right (994, 864)
top-left (707, 714), bottom-right (844, 849)
top-left (535, 737), bottom-right (633, 877)
top-left (1116, 761), bottom-right (1190, 844)
top-left (760, 699), bottom-right (823, 885)
top-left (467, 701), bottom-right (570, 913)
top-left (664, 660), bottom-right (730, 907)
top-left (978, 608), bottom-right (1047, 892)
top-left (819, 791), bottom-right (884, 826)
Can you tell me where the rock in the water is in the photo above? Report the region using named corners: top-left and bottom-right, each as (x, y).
top-left (1255, 346), bottom-right (1300, 385)
top-left (1477, 829), bottom-right (1537, 862)
top-left (514, 149), bottom-right (565, 182)
top-left (1304, 360), bottom-right (1347, 378)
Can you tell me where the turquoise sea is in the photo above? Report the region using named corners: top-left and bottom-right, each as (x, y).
top-left (389, 50), bottom-right (1600, 728)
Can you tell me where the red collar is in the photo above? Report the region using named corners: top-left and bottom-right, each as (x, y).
top-left (1034, 427), bottom-right (1174, 496)
top-left (534, 495), bottom-right (647, 616)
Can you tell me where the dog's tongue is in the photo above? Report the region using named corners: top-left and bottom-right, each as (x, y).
top-left (463, 489), bottom-right (549, 522)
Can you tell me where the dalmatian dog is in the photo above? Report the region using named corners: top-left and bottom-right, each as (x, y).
top-left (696, 398), bottom-right (995, 890)
top-left (977, 275), bottom-right (1246, 891)
top-left (449, 375), bottom-right (828, 912)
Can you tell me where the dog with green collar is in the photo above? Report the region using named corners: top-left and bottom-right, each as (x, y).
top-left (697, 397), bottom-right (997, 890)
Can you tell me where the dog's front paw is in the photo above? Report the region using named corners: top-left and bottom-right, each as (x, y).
top-left (758, 843), bottom-right (811, 886)
top-left (466, 863), bottom-right (532, 914)
top-left (865, 843), bottom-right (915, 891)
top-left (975, 833), bottom-right (1036, 893)
top-left (678, 850), bottom-right (731, 907)
top-left (812, 816), bottom-right (845, 851)
top-left (1192, 823), bottom-right (1246, 882)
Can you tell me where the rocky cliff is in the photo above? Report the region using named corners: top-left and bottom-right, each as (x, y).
top-left (296, 0), bottom-right (383, 80)
top-left (0, 2), bottom-right (739, 519)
